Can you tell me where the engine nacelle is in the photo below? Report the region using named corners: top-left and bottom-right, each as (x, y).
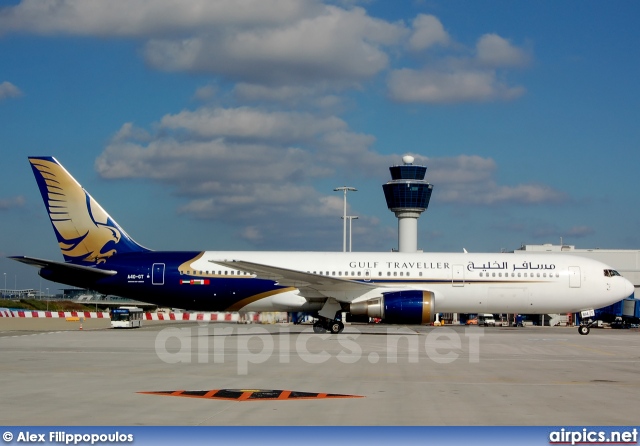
top-left (349, 290), bottom-right (435, 325)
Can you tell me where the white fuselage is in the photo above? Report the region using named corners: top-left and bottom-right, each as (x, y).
top-left (185, 251), bottom-right (634, 314)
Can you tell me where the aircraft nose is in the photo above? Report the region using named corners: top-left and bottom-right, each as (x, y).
top-left (623, 277), bottom-right (635, 298)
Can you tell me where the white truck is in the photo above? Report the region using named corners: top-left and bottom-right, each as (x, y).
top-left (478, 313), bottom-right (496, 326)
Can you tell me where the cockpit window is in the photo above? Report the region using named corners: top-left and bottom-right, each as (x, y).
top-left (604, 269), bottom-right (621, 277)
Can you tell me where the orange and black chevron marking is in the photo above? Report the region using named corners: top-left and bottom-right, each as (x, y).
top-left (138, 389), bottom-right (364, 401)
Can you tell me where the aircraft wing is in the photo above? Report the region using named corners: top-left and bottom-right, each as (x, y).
top-left (10, 256), bottom-right (117, 278)
top-left (210, 259), bottom-right (378, 302)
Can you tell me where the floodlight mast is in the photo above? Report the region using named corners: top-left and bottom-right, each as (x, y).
top-left (333, 186), bottom-right (357, 252)
top-left (347, 216), bottom-right (358, 252)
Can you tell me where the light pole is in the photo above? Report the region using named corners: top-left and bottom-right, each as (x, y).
top-left (46, 288), bottom-right (49, 311)
top-left (3, 273), bottom-right (5, 297)
top-left (333, 186), bottom-right (357, 252)
top-left (344, 216), bottom-right (359, 252)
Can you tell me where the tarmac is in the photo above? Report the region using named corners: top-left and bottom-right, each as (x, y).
top-left (1, 318), bottom-right (639, 426)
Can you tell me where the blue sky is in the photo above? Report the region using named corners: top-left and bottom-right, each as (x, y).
top-left (1, 0), bottom-right (639, 293)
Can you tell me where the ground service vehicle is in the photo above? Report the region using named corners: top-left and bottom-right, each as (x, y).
top-left (110, 306), bottom-right (143, 328)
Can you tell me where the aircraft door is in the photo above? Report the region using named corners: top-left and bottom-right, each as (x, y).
top-left (452, 264), bottom-right (465, 287)
top-left (152, 263), bottom-right (165, 285)
top-left (365, 269), bottom-right (371, 282)
top-left (569, 266), bottom-right (581, 288)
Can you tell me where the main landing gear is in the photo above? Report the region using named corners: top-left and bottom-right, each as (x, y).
top-left (313, 317), bottom-right (344, 334)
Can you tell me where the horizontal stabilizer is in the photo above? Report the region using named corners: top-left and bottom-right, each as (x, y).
top-left (10, 256), bottom-right (117, 278)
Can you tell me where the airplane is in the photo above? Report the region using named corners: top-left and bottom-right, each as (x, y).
top-left (10, 156), bottom-right (634, 335)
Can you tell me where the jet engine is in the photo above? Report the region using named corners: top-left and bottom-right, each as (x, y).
top-left (349, 290), bottom-right (435, 325)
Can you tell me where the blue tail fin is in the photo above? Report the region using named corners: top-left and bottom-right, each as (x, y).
top-left (28, 156), bottom-right (149, 265)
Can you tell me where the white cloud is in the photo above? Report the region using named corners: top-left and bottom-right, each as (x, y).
top-left (95, 109), bottom-right (567, 249)
top-left (531, 224), bottom-right (594, 240)
top-left (111, 122), bottom-right (151, 143)
top-left (387, 68), bottom-right (525, 103)
top-left (409, 14), bottom-right (450, 51)
top-left (97, 111), bottom-right (567, 212)
top-left (2, 2), bottom-right (531, 105)
top-left (426, 156), bottom-right (567, 205)
top-left (2, 1), bottom-right (405, 88)
top-left (476, 33), bottom-right (530, 67)
top-left (233, 83), bottom-right (343, 109)
top-left (425, 155), bottom-right (496, 184)
top-left (0, 0), bottom-right (315, 36)
top-left (566, 225), bottom-right (595, 238)
top-left (193, 85), bottom-right (217, 102)
top-left (241, 225), bottom-right (264, 242)
top-left (0, 81), bottom-right (23, 100)
top-left (389, 26), bottom-right (530, 104)
top-left (144, 5), bottom-right (404, 86)
top-left (159, 106), bottom-right (347, 143)
top-left (0, 195), bottom-right (26, 210)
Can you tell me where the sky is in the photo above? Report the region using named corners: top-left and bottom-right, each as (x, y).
top-left (1, 0), bottom-right (639, 293)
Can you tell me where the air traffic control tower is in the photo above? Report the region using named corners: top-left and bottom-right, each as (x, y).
top-left (383, 155), bottom-right (433, 252)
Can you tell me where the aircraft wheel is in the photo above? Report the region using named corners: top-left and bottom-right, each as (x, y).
top-left (329, 321), bottom-right (344, 334)
top-left (578, 325), bottom-right (590, 336)
top-left (313, 322), bottom-right (326, 333)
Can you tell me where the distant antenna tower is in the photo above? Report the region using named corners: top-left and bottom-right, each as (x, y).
top-left (382, 155), bottom-right (433, 252)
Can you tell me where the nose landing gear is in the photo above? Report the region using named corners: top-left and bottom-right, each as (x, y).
top-left (578, 309), bottom-right (597, 335)
top-left (578, 324), bottom-right (590, 335)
